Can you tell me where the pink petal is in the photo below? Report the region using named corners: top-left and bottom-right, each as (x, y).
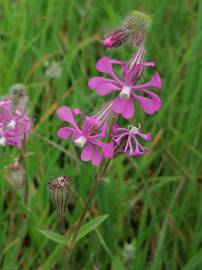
top-left (56, 106), bottom-right (79, 130)
top-left (143, 61), bottom-right (155, 67)
top-left (92, 147), bottom-right (102, 166)
top-left (102, 143), bottom-right (114, 158)
top-left (138, 132), bottom-right (151, 141)
top-left (96, 57), bottom-right (114, 75)
top-left (57, 127), bottom-right (75, 139)
top-left (96, 56), bottom-right (122, 75)
top-left (72, 108), bottom-right (83, 117)
top-left (81, 143), bottom-right (94, 161)
top-left (122, 98), bottom-right (135, 119)
top-left (88, 77), bottom-right (112, 88)
top-left (112, 97), bottom-right (127, 114)
top-left (141, 89), bottom-right (161, 111)
top-left (96, 82), bottom-right (120, 96)
top-left (134, 95), bottom-right (156, 114)
top-left (132, 73), bottom-right (162, 90)
top-left (149, 73), bottom-right (162, 88)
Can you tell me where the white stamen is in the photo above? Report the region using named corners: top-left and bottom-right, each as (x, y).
top-left (128, 124), bottom-right (141, 134)
top-left (0, 137), bottom-right (6, 146)
top-left (7, 120), bottom-right (16, 129)
top-left (119, 86), bottom-right (131, 100)
top-left (74, 136), bottom-right (87, 148)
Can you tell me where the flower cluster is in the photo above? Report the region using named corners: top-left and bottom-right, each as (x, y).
top-left (0, 87), bottom-right (32, 148)
top-left (56, 11), bottom-right (162, 166)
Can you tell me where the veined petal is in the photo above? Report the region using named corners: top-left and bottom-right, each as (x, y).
top-left (81, 143), bottom-right (94, 161)
top-left (102, 143), bottom-right (114, 158)
top-left (112, 97), bottom-right (127, 114)
top-left (138, 132), bottom-right (151, 141)
top-left (134, 95), bottom-right (156, 114)
top-left (122, 98), bottom-right (135, 119)
top-left (131, 73), bottom-right (162, 90)
top-left (96, 82), bottom-right (120, 96)
top-left (57, 106), bottom-right (80, 130)
top-left (134, 88), bottom-right (161, 114)
top-left (92, 147), bottom-right (102, 166)
top-left (57, 127), bottom-right (75, 139)
top-left (141, 89), bottom-right (161, 111)
top-left (96, 56), bottom-right (122, 75)
top-left (88, 77), bottom-right (114, 89)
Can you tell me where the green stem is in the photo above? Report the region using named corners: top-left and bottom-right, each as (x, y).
top-left (62, 159), bottom-right (111, 269)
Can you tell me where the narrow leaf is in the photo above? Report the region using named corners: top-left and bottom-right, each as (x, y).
top-left (75, 214), bottom-right (108, 243)
top-left (37, 229), bottom-right (65, 245)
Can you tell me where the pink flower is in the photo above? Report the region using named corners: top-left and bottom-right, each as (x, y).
top-left (56, 106), bottom-right (114, 166)
top-left (0, 98), bottom-right (32, 148)
top-left (88, 47), bottom-right (162, 119)
top-left (112, 124), bottom-right (151, 157)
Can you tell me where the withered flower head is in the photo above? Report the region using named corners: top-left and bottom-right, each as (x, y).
top-left (48, 176), bottom-right (71, 215)
top-left (5, 158), bottom-right (26, 189)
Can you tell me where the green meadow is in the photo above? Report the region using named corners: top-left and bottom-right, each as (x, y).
top-left (0, 0), bottom-right (202, 269)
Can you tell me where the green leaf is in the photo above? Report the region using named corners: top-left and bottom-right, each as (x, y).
top-left (182, 251), bottom-right (202, 270)
top-left (75, 214), bottom-right (108, 243)
top-left (37, 229), bottom-right (65, 245)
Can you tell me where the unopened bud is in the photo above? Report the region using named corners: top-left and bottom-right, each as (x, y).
top-left (48, 176), bottom-right (71, 215)
top-left (103, 28), bottom-right (129, 48)
top-left (5, 159), bottom-right (26, 189)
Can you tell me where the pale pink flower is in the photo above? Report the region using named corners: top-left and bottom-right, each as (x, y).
top-left (0, 97), bottom-right (32, 148)
top-left (112, 124), bottom-right (151, 157)
top-left (88, 47), bottom-right (162, 119)
top-left (57, 106), bottom-right (114, 166)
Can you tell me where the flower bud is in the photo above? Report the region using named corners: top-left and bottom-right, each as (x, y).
top-left (103, 28), bottom-right (129, 48)
top-left (5, 159), bottom-right (26, 189)
top-left (48, 176), bottom-right (71, 215)
top-left (103, 10), bottom-right (152, 49)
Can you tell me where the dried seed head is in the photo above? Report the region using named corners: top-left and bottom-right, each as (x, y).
top-left (9, 84), bottom-right (29, 113)
top-left (44, 62), bottom-right (62, 80)
top-left (5, 159), bottom-right (26, 189)
top-left (123, 10), bottom-right (152, 33)
top-left (123, 10), bottom-right (152, 47)
top-left (48, 176), bottom-right (71, 215)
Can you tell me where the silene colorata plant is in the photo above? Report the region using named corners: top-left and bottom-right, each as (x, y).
top-left (1, 10), bottom-right (163, 268)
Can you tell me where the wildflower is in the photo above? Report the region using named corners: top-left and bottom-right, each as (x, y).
top-left (0, 90), bottom-right (32, 148)
top-left (45, 62), bottom-right (62, 80)
top-left (103, 10), bottom-right (152, 48)
top-left (88, 47), bottom-right (162, 119)
top-left (5, 158), bottom-right (26, 189)
top-left (112, 124), bottom-right (150, 157)
top-left (56, 105), bottom-right (113, 166)
top-left (48, 176), bottom-right (71, 215)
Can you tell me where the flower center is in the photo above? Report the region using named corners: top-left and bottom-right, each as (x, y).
top-left (119, 86), bottom-right (131, 100)
top-left (128, 124), bottom-right (141, 134)
top-left (0, 137), bottom-right (6, 146)
top-left (74, 136), bottom-right (87, 148)
top-left (7, 120), bottom-right (16, 129)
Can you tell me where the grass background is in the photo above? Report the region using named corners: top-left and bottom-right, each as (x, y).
top-left (0, 0), bottom-right (202, 269)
